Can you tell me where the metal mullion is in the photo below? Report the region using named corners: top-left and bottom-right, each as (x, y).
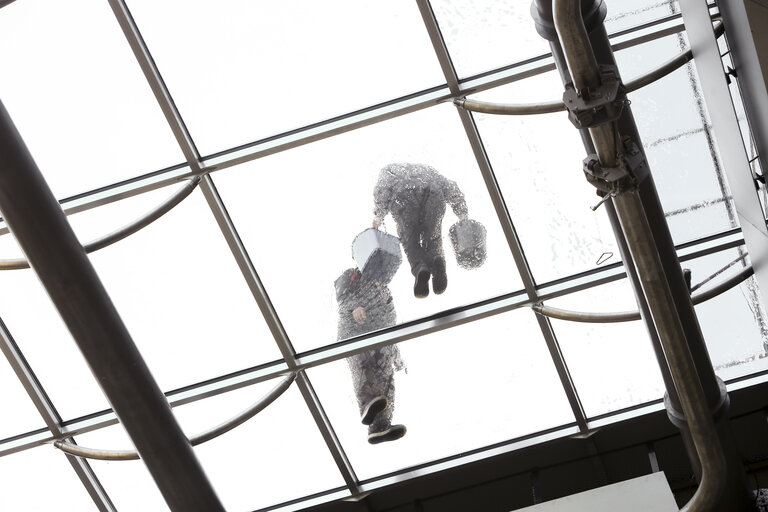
top-left (106, 0), bottom-right (202, 169)
top-left (197, 174), bottom-right (360, 494)
top-left (0, 315), bottom-right (116, 510)
top-left (415, 0), bottom-right (589, 432)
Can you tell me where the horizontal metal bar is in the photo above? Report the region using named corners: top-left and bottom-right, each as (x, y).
top-left (0, 177), bottom-right (200, 269)
top-left (456, 22), bottom-right (724, 116)
top-left (53, 372), bottom-right (296, 461)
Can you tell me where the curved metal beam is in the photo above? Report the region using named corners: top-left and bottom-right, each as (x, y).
top-left (0, 176), bottom-right (200, 270)
top-left (533, 264), bottom-right (754, 323)
top-left (53, 372), bottom-right (296, 461)
top-left (455, 22), bottom-right (724, 116)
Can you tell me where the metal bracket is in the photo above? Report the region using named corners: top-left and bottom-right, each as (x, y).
top-left (563, 65), bottom-right (627, 129)
top-left (583, 136), bottom-right (649, 194)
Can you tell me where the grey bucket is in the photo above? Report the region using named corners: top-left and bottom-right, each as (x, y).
top-left (352, 228), bottom-right (402, 284)
top-left (449, 219), bottom-right (487, 269)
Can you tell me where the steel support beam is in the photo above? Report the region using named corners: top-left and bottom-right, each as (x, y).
top-left (0, 99), bottom-right (224, 512)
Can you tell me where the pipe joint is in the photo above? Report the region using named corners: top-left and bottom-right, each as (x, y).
top-left (664, 377), bottom-right (731, 430)
top-left (583, 136), bottom-right (649, 194)
top-left (563, 65), bottom-right (627, 130)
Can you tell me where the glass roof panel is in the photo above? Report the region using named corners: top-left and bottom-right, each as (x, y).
top-left (0, 447), bottom-right (98, 510)
top-left (604, 0), bottom-right (679, 35)
top-left (124, 0), bottom-right (446, 156)
top-left (83, 380), bottom-right (345, 511)
top-left (174, 380), bottom-right (345, 511)
top-left (684, 248), bottom-right (768, 382)
top-left (309, 309), bottom-right (575, 480)
top-left (616, 34), bottom-right (737, 244)
top-left (0, 348), bottom-right (47, 441)
top-left (474, 71), bottom-right (621, 285)
top-left (430, 0), bottom-right (550, 79)
top-left (0, 0), bottom-right (184, 200)
top-left (213, 104), bottom-right (524, 352)
top-left (548, 278), bottom-right (666, 416)
top-left (67, 187), bottom-right (283, 394)
top-left (0, 266), bottom-right (109, 420)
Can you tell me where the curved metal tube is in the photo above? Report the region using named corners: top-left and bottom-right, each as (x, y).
top-left (534, 264), bottom-right (754, 323)
top-left (456, 22), bottom-right (724, 116)
top-left (53, 372), bottom-right (296, 461)
top-left (0, 176), bottom-right (201, 270)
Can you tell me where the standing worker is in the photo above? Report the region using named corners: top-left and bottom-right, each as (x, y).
top-left (335, 265), bottom-right (407, 444)
top-left (372, 163), bottom-right (469, 298)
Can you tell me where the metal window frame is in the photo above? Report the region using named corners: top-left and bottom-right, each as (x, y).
top-left (0, 1), bottom-right (763, 511)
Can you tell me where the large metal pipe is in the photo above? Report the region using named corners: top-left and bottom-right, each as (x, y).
top-left (0, 100), bottom-right (224, 511)
top-left (536, 0), bottom-right (755, 509)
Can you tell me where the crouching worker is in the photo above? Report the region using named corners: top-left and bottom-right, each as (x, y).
top-left (335, 260), bottom-right (406, 444)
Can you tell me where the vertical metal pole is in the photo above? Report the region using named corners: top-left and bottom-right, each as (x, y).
top-left (416, 0), bottom-right (589, 432)
top-left (0, 99), bottom-right (224, 512)
top-left (532, 0), bottom-right (756, 509)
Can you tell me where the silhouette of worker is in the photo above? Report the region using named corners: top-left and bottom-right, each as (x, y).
top-left (335, 266), bottom-right (406, 444)
top-left (372, 163), bottom-right (469, 298)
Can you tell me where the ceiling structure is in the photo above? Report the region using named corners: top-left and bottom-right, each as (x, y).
top-left (0, 1), bottom-right (767, 511)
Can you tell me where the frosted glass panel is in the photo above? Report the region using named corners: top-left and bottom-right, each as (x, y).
top-left (310, 309), bottom-right (575, 479)
top-left (126, 0), bottom-right (446, 155)
top-left (0, 0), bottom-right (183, 199)
top-left (214, 104), bottom-right (524, 352)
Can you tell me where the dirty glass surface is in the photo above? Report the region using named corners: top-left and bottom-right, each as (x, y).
top-left (685, 248), bottom-right (768, 382)
top-left (0, 0), bottom-right (183, 200)
top-left (604, 0), bottom-right (680, 34)
top-left (124, 0), bottom-right (446, 156)
top-left (430, 0), bottom-right (551, 79)
top-left (474, 70), bottom-right (621, 285)
top-left (616, 33), bottom-right (737, 245)
top-left (213, 104), bottom-right (524, 352)
top-left (309, 309), bottom-right (575, 480)
top-left (0, 355), bottom-right (46, 442)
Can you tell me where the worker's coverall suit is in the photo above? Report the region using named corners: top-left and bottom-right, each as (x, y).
top-left (335, 268), bottom-right (404, 435)
top-left (373, 163), bottom-right (468, 289)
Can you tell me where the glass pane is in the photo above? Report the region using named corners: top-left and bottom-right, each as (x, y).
top-left (84, 380), bottom-right (345, 511)
top-left (684, 248), bottom-right (768, 382)
top-left (548, 278), bottom-right (666, 416)
top-left (309, 309), bottom-right (575, 480)
top-left (475, 70), bottom-right (622, 284)
top-left (125, 0), bottom-right (446, 156)
top-left (0, 265), bottom-right (109, 420)
top-left (0, 343), bottom-right (47, 441)
top-left (604, 0), bottom-right (679, 35)
top-left (0, 446), bottom-right (97, 511)
top-left (0, 0), bottom-right (184, 200)
top-left (67, 187), bottom-right (284, 394)
top-left (430, 0), bottom-right (550, 79)
top-left (174, 381), bottom-right (345, 511)
top-left (213, 104), bottom-right (524, 352)
top-left (616, 34), bottom-right (737, 243)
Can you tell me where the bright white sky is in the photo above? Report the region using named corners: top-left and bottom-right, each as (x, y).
top-left (0, 1), bottom-right (767, 511)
